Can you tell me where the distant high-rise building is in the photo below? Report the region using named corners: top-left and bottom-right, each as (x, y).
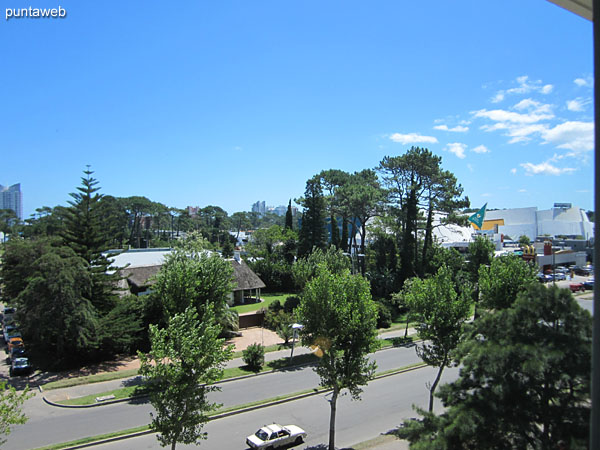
top-left (251, 201), bottom-right (266, 214)
top-left (0, 183), bottom-right (22, 220)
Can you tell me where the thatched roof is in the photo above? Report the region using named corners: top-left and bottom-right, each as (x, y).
top-left (120, 265), bottom-right (162, 290)
top-left (119, 259), bottom-right (265, 292)
top-left (230, 258), bottom-right (266, 291)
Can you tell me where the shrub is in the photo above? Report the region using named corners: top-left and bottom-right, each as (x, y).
top-left (283, 296), bottom-right (301, 313)
top-left (376, 301), bottom-right (392, 329)
top-left (242, 343), bottom-right (265, 371)
top-left (267, 300), bottom-right (283, 313)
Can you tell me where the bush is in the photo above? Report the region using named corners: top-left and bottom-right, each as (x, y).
top-left (242, 343), bottom-right (265, 371)
top-left (376, 301), bottom-right (392, 329)
top-left (277, 323), bottom-right (294, 344)
top-left (283, 296), bottom-right (300, 313)
top-left (267, 300), bottom-right (283, 313)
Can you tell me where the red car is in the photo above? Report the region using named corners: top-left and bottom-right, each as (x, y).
top-left (569, 283), bottom-right (585, 293)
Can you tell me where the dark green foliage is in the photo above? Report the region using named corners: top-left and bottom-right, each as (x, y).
top-left (283, 295), bottom-right (300, 313)
top-left (14, 246), bottom-right (100, 368)
top-left (367, 233), bottom-right (400, 298)
top-left (242, 343), bottom-right (265, 371)
top-left (267, 300), bottom-right (282, 313)
top-left (220, 234), bottom-right (234, 258)
top-left (298, 178), bottom-right (329, 257)
top-left (98, 295), bottom-right (145, 357)
top-left (401, 284), bottom-right (591, 449)
top-left (285, 199), bottom-right (293, 230)
top-left (247, 257), bottom-right (295, 292)
top-left (61, 169), bottom-right (119, 314)
top-left (375, 301), bottom-right (392, 329)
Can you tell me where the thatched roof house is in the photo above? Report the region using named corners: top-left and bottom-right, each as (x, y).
top-left (112, 249), bottom-right (265, 304)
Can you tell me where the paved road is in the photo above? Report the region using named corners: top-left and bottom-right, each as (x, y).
top-left (4, 344), bottom-right (423, 450)
top-left (96, 365), bottom-right (461, 450)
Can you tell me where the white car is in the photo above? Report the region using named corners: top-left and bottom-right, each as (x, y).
top-left (246, 423), bottom-right (306, 449)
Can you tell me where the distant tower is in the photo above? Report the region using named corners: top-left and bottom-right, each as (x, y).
top-left (251, 201), bottom-right (266, 215)
top-left (0, 184), bottom-right (22, 220)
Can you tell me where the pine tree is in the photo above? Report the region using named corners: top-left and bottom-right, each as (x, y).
top-left (62, 168), bottom-right (118, 313)
top-left (298, 179), bottom-right (328, 257)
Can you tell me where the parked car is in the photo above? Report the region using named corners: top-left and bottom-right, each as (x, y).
top-left (7, 346), bottom-right (26, 363)
top-left (584, 278), bottom-right (594, 290)
top-left (246, 423), bottom-right (307, 449)
top-left (7, 336), bottom-right (23, 353)
top-left (574, 265), bottom-right (594, 276)
top-left (553, 272), bottom-right (566, 281)
top-left (9, 357), bottom-right (31, 377)
top-left (570, 283), bottom-right (585, 293)
top-left (3, 325), bottom-right (18, 342)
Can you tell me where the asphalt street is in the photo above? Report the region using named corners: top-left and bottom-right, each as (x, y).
top-left (4, 344), bottom-right (423, 450)
top-left (93, 365), bottom-right (461, 450)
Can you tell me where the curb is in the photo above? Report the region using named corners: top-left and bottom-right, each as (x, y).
top-left (52, 363), bottom-right (428, 450)
top-left (42, 335), bottom-right (419, 408)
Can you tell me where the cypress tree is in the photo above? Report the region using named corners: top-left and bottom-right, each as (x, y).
top-left (285, 199), bottom-right (294, 230)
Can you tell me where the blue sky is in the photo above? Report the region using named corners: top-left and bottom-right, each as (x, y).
top-left (0, 1), bottom-right (594, 218)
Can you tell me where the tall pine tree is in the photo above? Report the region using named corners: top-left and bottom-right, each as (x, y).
top-left (298, 179), bottom-right (328, 257)
top-left (62, 168), bottom-right (119, 314)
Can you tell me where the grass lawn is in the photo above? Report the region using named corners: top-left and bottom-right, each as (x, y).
top-left (230, 292), bottom-right (294, 314)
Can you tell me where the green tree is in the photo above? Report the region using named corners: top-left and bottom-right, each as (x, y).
top-left (466, 235), bottom-right (495, 317)
top-left (402, 265), bottom-right (471, 412)
top-left (139, 306), bottom-right (233, 450)
top-left (479, 254), bottom-right (538, 310)
top-left (297, 178), bottom-right (329, 257)
top-left (285, 199), bottom-right (294, 230)
top-left (297, 267), bottom-right (378, 450)
top-left (221, 234), bottom-right (234, 258)
top-left (378, 147), bottom-right (467, 281)
top-left (0, 382), bottom-right (32, 446)
top-left (401, 284), bottom-right (591, 449)
top-left (292, 246), bottom-right (350, 290)
top-left (62, 168), bottom-right (118, 314)
top-left (14, 245), bottom-right (101, 367)
top-left (151, 246), bottom-right (235, 333)
top-left (518, 234), bottom-right (531, 246)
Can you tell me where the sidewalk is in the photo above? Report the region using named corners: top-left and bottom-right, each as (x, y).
top-left (42, 327), bottom-right (415, 404)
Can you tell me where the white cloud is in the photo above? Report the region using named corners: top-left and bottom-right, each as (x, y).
top-left (473, 108), bottom-right (553, 124)
top-left (492, 76), bottom-right (554, 102)
top-left (520, 161), bottom-right (576, 176)
top-left (574, 77), bottom-right (593, 88)
top-left (518, 189), bottom-right (527, 193)
top-left (511, 168), bottom-right (517, 175)
top-left (541, 121), bottom-right (594, 153)
top-left (566, 97), bottom-right (591, 112)
top-left (467, 164), bottom-right (474, 172)
top-left (389, 133), bottom-right (438, 145)
top-left (472, 145), bottom-right (490, 154)
top-left (433, 124), bottom-right (469, 132)
top-left (481, 193), bottom-right (492, 198)
top-left (445, 142), bottom-right (467, 159)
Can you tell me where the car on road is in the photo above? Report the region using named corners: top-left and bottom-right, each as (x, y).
top-left (246, 423), bottom-right (306, 449)
top-left (7, 336), bottom-right (23, 353)
top-left (7, 346), bottom-right (26, 363)
top-left (584, 278), bottom-right (594, 290)
top-left (570, 283), bottom-right (585, 293)
top-left (3, 324), bottom-right (17, 342)
top-left (10, 357), bottom-right (32, 377)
